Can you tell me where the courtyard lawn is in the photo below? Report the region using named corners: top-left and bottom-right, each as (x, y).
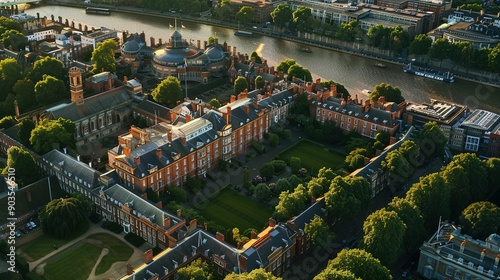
top-left (278, 139), bottom-right (346, 172)
top-left (19, 223), bottom-right (89, 261)
top-left (199, 188), bottom-right (273, 231)
top-left (40, 233), bottom-right (133, 280)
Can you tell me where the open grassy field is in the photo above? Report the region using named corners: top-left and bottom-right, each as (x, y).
top-left (199, 188), bottom-right (273, 232)
top-left (278, 139), bottom-right (346, 172)
top-left (19, 224), bottom-right (89, 261)
top-left (38, 233), bottom-right (133, 280)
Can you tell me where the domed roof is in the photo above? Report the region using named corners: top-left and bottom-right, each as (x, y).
top-left (486, 233), bottom-right (500, 244)
top-left (204, 44), bottom-right (225, 60)
top-left (122, 34), bottom-right (144, 53)
top-left (152, 48), bottom-right (186, 65)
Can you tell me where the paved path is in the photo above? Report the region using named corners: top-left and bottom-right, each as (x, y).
top-left (88, 248), bottom-right (109, 280)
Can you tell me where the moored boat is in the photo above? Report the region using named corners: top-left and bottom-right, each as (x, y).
top-left (403, 63), bottom-right (454, 83)
top-left (373, 63), bottom-right (387, 68)
top-left (234, 30), bottom-right (255, 37)
top-left (299, 47), bottom-right (312, 53)
top-left (86, 7), bottom-right (111, 15)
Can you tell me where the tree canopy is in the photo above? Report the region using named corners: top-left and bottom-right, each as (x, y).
top-left (292, 6), bottom-right (312, 31)
top-left (369, 82), bottom-right (405, 103)
top-left (276, 59), bottom-right (296, 73)
top-left (34, 75), bottom-right (67, 106)
top-left (177, 259), bottom-right (215, 280)
top-left (255, 75), bottom-right (264, 90)
top-left (324, 176), bottom-right (371, 223)
top-left (213, 0), bottom-right (232, 21)
top-left (250, 51), bottom-right (262, 64)
top-left (91, 38), bottom-right (118, 73)
top-left (0, 58), bottom-right (23, 102)
top-left (209, 98), bottom-right (221, 108)
top-left (2, 146), bottom-right (38, 186)
top-left (386, 197), bottom-right (425, 251)
top-left (327, 249), bottom-right (392, 280)
top-left (234, 76), bottom-right (248, 95)
top-left (0, 116), bottom-right (16, 130)
top-left (39, 196), bottom-right (90, 238)
top-left (287, 64), bottom-right (312, 82)
top-left (409, 34), bottom-right (432, 55)
top-left (30, 118), bottom-right (76, 154)
top-left (152, 76), bottom-right (183, 108)
top-left (18, 118), bottom-right (36, 147)
top-left (1, 29), bottom-right (27, 51)
top-left (314, 268), bottom-right (360, 280)
top-left (418, 121), bottom-right (446, 157)
top-left (236, 6), bottom-right (254, 25)
top-left (305, 216), bottom-right (334, 246)
top-left (459, 201), bottom-right (500, 240)
top-left (271, 4), bottom-right (293, 29)
top-left (225, 268), bottom-right (282, 280)
top-left (30, 56), bottom-right (65, 83)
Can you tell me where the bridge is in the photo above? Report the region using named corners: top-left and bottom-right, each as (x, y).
top-left (0, 0), bottom-right (41, 8)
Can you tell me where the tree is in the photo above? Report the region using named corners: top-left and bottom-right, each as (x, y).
top-left (366, 24), bottom-right (392, 49)
top-left (314, 268), bottom-right (360, 280)
top-left (213, 0), bottom-right (232, 21)
top-left (273, 187), bottom-right (307, 221)
top-left (459, 201), bottom-right (500, 240)
top-left (34, 75), bottom-right (67, 106)
top-left (225, 268), bottom-right (281, 280)
top-left (30, 56), bottom-right (65, 83)
top-left (0, 58), bottom-right (23, 101)
top-left (208, 35), bottom-right (218, 45)
top-left (327, 249), bottom-right (391, 280)
top-left (317, 167), bottom-right (336, 181)
top-left (441, 165), bottom-right (471, 217)
top-left (386, 197), bottom-right (425, 251)
top-left (17, 119), bottom-right (36, 147)
top-left (369, 82), bottom-right (405, 103)
top-left (458, 3), bottom-right (483, 11)
top-left (30, 118), bottom-right (76, 155)
top-left (288, 64), bottom-right (312, 82)
top-left (236, 6), bottom-right (254, 25)
top-left (1, 29), bottom-right (27, 51)
top-left (389, 25), bottom-right (410, 52)
top-left (186, 176), bottom-right (202, 193)
top-left (307, 178), bottom-right (326, 198)
top-left (250, 51), bottom-right (262, 64)
top-left (259, 162), bottom-right (275, 179)
top-left (177, 259), bottom-right (214, 280)
top-left (488, 44), bottom-right (500, 73)
top-left (446, 153), bottom-right (489, 203)
top-left (255, 75), bottom-right (264, 91)
top-left (152, 76), bottom-right (183, 108)
top-left (234, 76), bottom-right (248, 95)
top-left (39, 197), bottom-right (89, 238)
top-left (2, 146), bottom-right (38, 185)
top-left (271, 4), bottom-right (293, 29)
top-left (406, 172), bottom-right (449, 233)
top-left (209, 98), bottom-right (221, 108)
top-left (362, 209), bottom-right (406, 266)
top-left (276, 59), bottom-right (296, 73)
top-left (290, 157), bottom-right (301, 174)
top-left (324, 176), bottom-right (371, 223)
top-left (409, 34), bottom-right (432, 55)
top-left (0, 116), bottom-right (15, 130)
top-left (337, 20), bottom-right (359, 42)
top-left (254, 183), bottom-right (272, 199)
top-left (320, 80), bottom-right (350, 99)
top-left (275, 178), bottom-right (293, 194)
top-left (146, 187), bottom-right (160, 202)
top-left (13, 79), bottom-right (36, 111)
top-left (418, 121), bottom-right (447, 157)
top-left (91, 38), bottom-right (118, 73)
top-left (398, 140), bottom-right (420, 167)
top-left (0, 16), bottom-right (23, 33)
top-left (287, 174), bottom-right (302, 189)
top-left (305, 216), bottom-right (334, 246)
top-left (429, 38), bottom-right (452, 63)
top-left (345, 148), bottom-right (366, 171)
top-left (486, 157), bottom-right (500, 194)
top-left (271, 160), bottom-right (286, 173)
top-left (292, 6), bottom-right (312, 31)
top-left (167, 186), bottom-right (187, 202)
top-left (381, 150), bottom-right (410, 187)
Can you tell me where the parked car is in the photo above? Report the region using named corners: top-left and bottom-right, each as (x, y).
top-left (20, 227), bottom-right (28, 234)
top-left (15, 231), bottom-right (21, 237)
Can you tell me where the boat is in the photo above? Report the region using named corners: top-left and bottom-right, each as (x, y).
top-left (373, 63), bottom-right (387, 68)
top-left (234, 30), bottom-right (255, 37)
top-left (403, 63), bottom-right (454, 83)
top-left (362, 89), bottom-right (372, 94)
top-left (86, 7), bottom-right (111, 15)
top-left (299, 47), bottom-right (312, 53)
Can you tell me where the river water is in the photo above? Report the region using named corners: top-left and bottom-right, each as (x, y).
top-left (25, 5), bottom-right (500, 113)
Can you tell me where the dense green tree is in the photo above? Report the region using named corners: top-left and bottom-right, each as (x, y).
top-left (441, 165), bottom-right (471, 217)
top-left (146, 187), bottom-right (160, 202)
top-left (345, 148), bottom-right (366, 171)
top-left (290, 157), bottom-right (302, 175)
top-left (287, 174), bottom-right (302, 189)
top-left (186, 176), bottom-right (202, 193)
top-left (325, 176), bottom-right (371, 223)
top-left (345, 138), bottom-right (366, 153)
top-left (213, 0), bottom-right (232, 21)
top-left (208, 35), bottom-right (218, 45)
top-left (307, 177), bottom-right (327, 198)
top-left (271, 4), bottom-right (292, 29)
top-left (305, 216), bottom-right (334, 246)
top-left (409, 34), bottom-right (432, 55)
top-left (317, 167), bottom-right (336, 181)
top-left (91, 38), bottom-right (118, 73)
top-left (255, 75), bottom-right (264, 91)
top-left (387, 197), bottom-right (425, 251)
top-left (458, 3), bottom-right (483, 11)
top-left (209, 98), bottom-right (221, 108)
top-left (259, 162), bottom-right (275, 179)
top-left (17, 119), bottom-right (35, 147)
top-left (276, 59), bottom-right (296, 73)
top-left (1, 29), bottom-right (27, 51)
top-left (34, 75), bottom-right (67, 106)
top-left (167, 186), bottom-right (187, 202)
top-left (275, 178), bottom-right (293, 194)
top-left (366, 24), bottom-right (392, 49)
top-left (488, 44), bottom-right (500, 73)
top-left (254, 183), bottom-right (272, 199)
top-left (2, 146), bottom-right (38, 185)
top-left (292, 6), bottom-right (312, 31)
top-left (225, 268), bottom-right (281, 280)
top-left (273, 185), bottom-right (308, 221)
top-left (486, 157), bottom-right (500, 194)
top-left (177, 259), bottom-right (214, 280)
top-left (444, 153), bottom-right (488, 202)
top-left (236, 6), bottom-right (254, 25)
top-left (250, 51), bottom-right (262, 64)
top-left (398, 140), bottom-right (420, 166)
top-left (381, 150), bottom-right (410, 187)
top-left (459, 201), bottom-right (500, 240)
top-left (0, 16), bottom-right (23, 34)
top-left (30, 118), bottom-right (76, 154)
top-left (327, 249), bottom-right (392, 280)
top-left (39, 197), bottom-right (89, 238)
top-left (418, 121), bottom-right (447, 157)
top-left (152, 76), bottom-right (183, 108)
top-left (0, 116), bottom-right (15, 130)
top-left (314, 268), bottom-right (360, 280)
top-left (320, 80), bottom-right (350, 99)
top-left (0, 58), bottom-right (23, 101)
top-left (29, 56), bottom-right (65, 83)
top-left (12, 79), bottom-right (36, 111)
top-left (452, 41), bottom-right (474, 66)
top-left (362, 209), bottom-right (406, 266)
top-left (429, 38), bottom-right (452, 63)
top-left (406, 172), bottom-right (449, 233)
top-left (234, 76), bottom-right (248, 95)
top-left (369, 83), bottom-right (405, 103)
top-left (337, 20), bottom-right (359, 42)
top-left (287, 64), bottom-right (312, 82)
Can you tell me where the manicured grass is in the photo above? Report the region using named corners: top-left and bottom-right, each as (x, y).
top-left (199, 188), bottom-right (273, 231)
top-left (278, 139), bottom-right (346, 172)
top-left (40, 233), bottom-right (133, 280)
top-left (42, 242), bottom-right (101, 280)
top-left (19, 223), bottom-right (89, 261)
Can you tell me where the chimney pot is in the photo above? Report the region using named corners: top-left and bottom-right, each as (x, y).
top-left (177, 209), bottom-right (182, 217)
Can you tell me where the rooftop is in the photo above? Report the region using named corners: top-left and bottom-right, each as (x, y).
top-left (461, 109), bottom-right (500, 131)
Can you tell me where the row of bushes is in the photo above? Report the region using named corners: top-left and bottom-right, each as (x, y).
top-left (102, 221), bottom-right (123, 234)
top-left (125, 232), bottom-right (146, 247)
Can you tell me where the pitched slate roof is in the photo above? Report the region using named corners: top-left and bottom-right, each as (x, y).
top-left (122, 229), bottom-right (240, 280)
top-left (289, 198), bottom-right (326, 231)
top-left (134, 100), bottom-right (172, 122)
top-left (43, 87), bottom-right (133, 122)
top-left (201, 110), bottom-right (227, 131)
top-left (100, 184), bottom-right (183, 229)
top-left (41, 149), bottom-right (101, 188)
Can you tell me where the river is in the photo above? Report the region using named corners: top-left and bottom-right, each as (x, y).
top-left (25, 4), bottom-right (500, 113)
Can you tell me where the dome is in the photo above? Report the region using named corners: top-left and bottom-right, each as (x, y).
top-left (204, 44), bottom-right (225, 60)
top-left (152, 48), bottom-right (186, 65)
top-left (122, 34), bottom-right (144, 54)
top-left (486, 233), bottom-right (500, 245)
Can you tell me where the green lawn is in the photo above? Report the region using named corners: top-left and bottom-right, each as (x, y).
top-left (278, 139), bottom-right (346, 172)
top-left (19, 223), bottom-right (89, 261)
top-left (199, 188), bottom-right (273, 231)
top-left (40, 233), bottom-right (133, 280)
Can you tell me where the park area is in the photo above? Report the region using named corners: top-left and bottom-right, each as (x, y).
top-left (21, 233), bottom-right (133, 280)
top-left (199, 188), bottom-right (274, 232)
top-left (278, 139), bottom-right (346, 172)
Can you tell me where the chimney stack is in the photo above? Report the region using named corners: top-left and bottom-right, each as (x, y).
top-left (163, 217), bottom-right (171, 227)
top-left (177, 209), bottom-right (182, 218)
top-left (230, 95), bottom-right (236, 103)
top-left (14, 100), bottom-right (19, 117)
top-left (126, 264), bottom-right (134, 275)
top-left (134, 156), bottom-right (140, 165)
top-left (269, 218), bottom-right (276, 227)
top-left (156, 148), bottom-right (162, 158)
top-left (144, 249), bottom-right (153, 264)
top-left (185, 114), bottom-right (192, 123)
top-left (244, 105), bottom-right (249, 114)
top-left (250, 231), bottom-right (257, 239)
top-left (108, 72), bottom-right (113, 89)
top-left (215, 232), bottom-right (225, 242)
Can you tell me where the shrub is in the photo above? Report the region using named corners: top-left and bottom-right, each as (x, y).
top-left (186, 176), bottom-right (202, 193)
top-left (260, 163), bottom-right (275, 179)
top-left (152, 246), bottom-right (163, 256)
top-left (270, 133), bottom-right (280, 147)
top-left (251, 140), bottom-right (265, 154)
top-left (281, 129), bottom-right (292, 140)
top-left (89, 213), bottom-right (102, 224)
top-left (167, 186), bottom-right (187, 202)
top-left (271, 160), bottom-right (287, 174)
top-left (290, 157), bottom-right (301, 174)
top-left (125, 232), bottom-right (146, 247)
top-left (102, 221), bottom-right (123, 234)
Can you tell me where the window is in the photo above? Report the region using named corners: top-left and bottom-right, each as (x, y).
top-left (446, 266), bottom-right (453, 276)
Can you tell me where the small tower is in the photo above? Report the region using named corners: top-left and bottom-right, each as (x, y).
top-left (69, 67), bottom-right (84, 105)
top-left (14, 100), bottom-right (19, 117)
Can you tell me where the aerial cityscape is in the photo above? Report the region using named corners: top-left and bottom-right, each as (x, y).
top-left (0, 0), bottom-right (500, 279)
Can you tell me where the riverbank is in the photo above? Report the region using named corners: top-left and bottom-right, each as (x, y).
top-left (39, 0), bottom-right (500, 89)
